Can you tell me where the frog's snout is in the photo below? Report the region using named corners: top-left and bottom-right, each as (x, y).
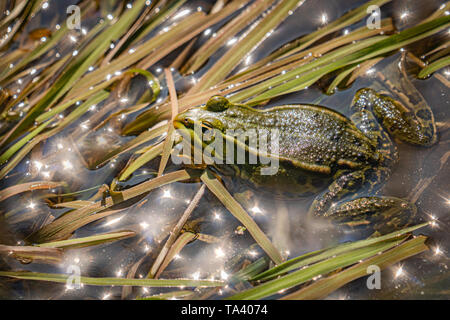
top-left (174, 109), bottom-right (200, 129)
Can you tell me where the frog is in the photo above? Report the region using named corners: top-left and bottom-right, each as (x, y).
top-left (173, 87), bottom-right (437, 233)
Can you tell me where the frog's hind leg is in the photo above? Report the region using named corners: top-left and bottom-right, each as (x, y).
top-left (308, 168), bottom-right (418, 233)
top-left (309, 166), bottom-right (390, 218)
top-left (323, 196), bottom-right (417, 234)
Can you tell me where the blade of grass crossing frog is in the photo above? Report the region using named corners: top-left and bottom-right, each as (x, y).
top-left (200, 170), bottom-right (283, 264)
top-left (158, 68), bottom-right (178, 176)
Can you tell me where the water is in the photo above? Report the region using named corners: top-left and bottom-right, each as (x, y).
top-left (0, 0), bottom-right (449, 299)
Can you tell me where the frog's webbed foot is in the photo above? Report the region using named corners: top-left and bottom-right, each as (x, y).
top-left (352, 88), bottom-right (437, 147)
top-left (307, 167), bottom-right (418, 233)
top-left (308, 167), bottom-right (389, 217)
top-left (321, 196), bottom-right (417, 234)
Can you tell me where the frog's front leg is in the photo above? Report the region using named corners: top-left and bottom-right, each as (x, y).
top-left (352, 88), bottom-right (437, 146)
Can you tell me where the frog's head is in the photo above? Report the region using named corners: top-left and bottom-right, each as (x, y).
top-left (174, 95), bottom-right (231, 133)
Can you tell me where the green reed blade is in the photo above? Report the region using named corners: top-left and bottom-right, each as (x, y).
top-left (0, 271), bottom-right (224, 287)
top-left (281, 236), bottom-right (428, 299)
top-left (119, 142), bottom-right (163, 181)
top-left (418, 54), bottom-right (450, 79)
top-left (227, 236), bottom-right (410, 299)
top-left (191, 0), bottom-right (301, 93)
top-left (201, 170), bottom-right (283, 264)
top-left (36, 230), bottom-right (136, 249)
top-left (252, 222), bottom-right (429, 281)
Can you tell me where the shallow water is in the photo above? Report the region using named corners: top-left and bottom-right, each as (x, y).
top-left (0, 0), bottom-right (449, 299)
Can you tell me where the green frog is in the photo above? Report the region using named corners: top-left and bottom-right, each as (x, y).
top-left (173, 87), bottom-right (437, 233)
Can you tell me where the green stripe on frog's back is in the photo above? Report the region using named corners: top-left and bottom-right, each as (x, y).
top-left (216, 103), bottom-right (381, 174)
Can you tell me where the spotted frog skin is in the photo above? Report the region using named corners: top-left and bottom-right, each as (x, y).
top-left (174, 88), bottom-right (437, 233)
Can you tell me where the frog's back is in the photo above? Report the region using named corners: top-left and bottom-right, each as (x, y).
top-left (222, 104), bottom-right (380, 174)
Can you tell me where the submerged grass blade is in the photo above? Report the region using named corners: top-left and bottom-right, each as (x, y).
top-left (36, 230), bottom-right (136, 249)
top-left (231, 257), bottom-right (270, 283)
top-left (0, 245), bottom-right (62, 264)
top-left (153, 231), bottom-right (197, 279)
top-left (0, 271), bottom-right (224, 287)
top-left (150, 184), bottom-right (206, 278)
top-left (0, 181), bottom-right (65, 202)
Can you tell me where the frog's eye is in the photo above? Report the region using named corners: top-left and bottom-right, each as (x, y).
top-left (205, 96), bottom-right (230, 112)
top-left (182, 118), bottom-right (190, 127)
